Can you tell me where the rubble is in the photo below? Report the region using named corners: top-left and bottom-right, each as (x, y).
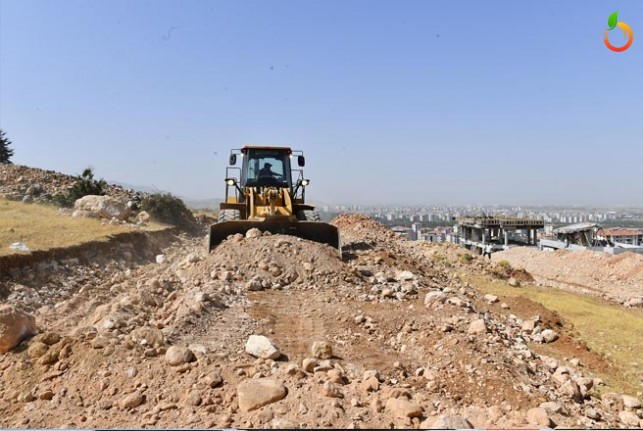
top-left (0, 203), bottom-right (638, 428)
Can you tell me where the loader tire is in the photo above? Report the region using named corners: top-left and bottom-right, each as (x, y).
top-left (297, 210), bottom-right (321, 221)
top-left (218, 209), bottom-right (240, 222)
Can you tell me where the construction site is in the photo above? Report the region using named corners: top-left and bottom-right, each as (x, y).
top-left (452, 216), bottom-right (545, 253)
top-left (1, 164), bottom-right (643, 429)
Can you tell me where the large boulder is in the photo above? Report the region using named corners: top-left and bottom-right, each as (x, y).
top-left (0, 306), bottom-right (38, 354)
top-left (74, 195), bottom-right (130, 220)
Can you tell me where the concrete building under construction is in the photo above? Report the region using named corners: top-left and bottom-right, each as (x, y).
top-left (452, 215), bottom-right (545, 253)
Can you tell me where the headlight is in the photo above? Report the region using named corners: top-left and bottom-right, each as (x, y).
top-left (225, 178), bottom-right (236, 186)
top-left (301, 179), bottom-right (310, 186)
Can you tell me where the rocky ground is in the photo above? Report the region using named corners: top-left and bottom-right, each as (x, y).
top-left (493, 247), bottom-right (643, 307)
top-left (0, 164), bottom-right (145, 204)
top-left (1, 214), bottom-right (642, 429)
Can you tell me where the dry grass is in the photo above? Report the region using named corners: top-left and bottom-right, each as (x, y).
top-left (467, 273), bottom-right (643, 395)
top-left (0, 198), bottom-right (164, 256)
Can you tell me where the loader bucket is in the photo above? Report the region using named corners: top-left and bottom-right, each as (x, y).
top-left (209, 220), bottom-right (341, 257)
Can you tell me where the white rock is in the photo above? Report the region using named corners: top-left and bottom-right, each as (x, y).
top-left (311, 340), bottom-right (333, 359)
top-left (245, 335), bottom-right (281, 359)
top-left (541, 329), bottom-right (558, 343)
top-left (165, 346), bottom-right (195, 366)
top-left (483, 294), bottom-right (499, 304)
top-left (395, 271), bottom-right (415, 281)
top-left (619, 410), bottom-right (641, 427)
top-left (424, 291), bottom-right (446, 306)
top-left (425, 415), bottom-right (474, 429)
top-left (156, 254), bottom-right (166, 264)
top-left (74, 195), bottom-right (130, 220)
top-left (622, 395), bottom-right (642, 409)
top-left (467, 319), bottom-right (487, 334)
top-left (246, 228), bottom-right (262, 239)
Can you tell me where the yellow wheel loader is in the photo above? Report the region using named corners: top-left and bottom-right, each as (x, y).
top-left (208, 146), bottom-right (341, 255)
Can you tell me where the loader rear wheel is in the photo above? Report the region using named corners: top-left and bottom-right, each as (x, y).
top-left (218, 209), bottom-right (240, 222)
top-left (297, 210), bottom-right (321, 221)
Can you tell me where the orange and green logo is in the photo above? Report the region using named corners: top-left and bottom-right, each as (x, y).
top-left (604, 11), bottom-right (633, 52)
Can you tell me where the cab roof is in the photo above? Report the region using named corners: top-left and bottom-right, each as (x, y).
top-left (241, 145), bottom-right (292, 154)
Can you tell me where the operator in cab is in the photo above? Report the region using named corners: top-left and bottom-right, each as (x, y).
top-left (258, 162), bottom-right (279, 177)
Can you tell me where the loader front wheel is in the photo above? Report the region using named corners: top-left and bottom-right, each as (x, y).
top-left (218, 209), bottom-right (240, 222)
top-left (296, 210), bottom-right (321, 221)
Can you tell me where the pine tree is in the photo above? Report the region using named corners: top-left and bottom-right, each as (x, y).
top-left (0, 129), bottom-right (14, 164)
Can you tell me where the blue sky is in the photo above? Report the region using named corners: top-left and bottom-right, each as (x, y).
top-left (1, 0), bottom-right (642, 205)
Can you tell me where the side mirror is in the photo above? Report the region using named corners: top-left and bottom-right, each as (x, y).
top-left (298, 155), bottom-right (305, 167)
top-left (229, 154), bottom-right (237, 165)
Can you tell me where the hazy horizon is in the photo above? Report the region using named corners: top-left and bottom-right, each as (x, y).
top-left (1, 1), bottom-right (642, 206)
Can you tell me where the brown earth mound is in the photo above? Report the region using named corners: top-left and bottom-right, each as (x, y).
top-left (494, 247), bottom-right (643, 304)
top-left (0, 215), bottom-right (640, 429)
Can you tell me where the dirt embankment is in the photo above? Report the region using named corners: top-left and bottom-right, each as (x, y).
top-left (493, 247), bottom-right (643, 305)
top-left (0, 214), bottom-right (641, 429)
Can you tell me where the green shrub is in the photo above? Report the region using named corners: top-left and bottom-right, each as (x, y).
top-left (498, 260), bottom-right (513, 271)
top-left (55, 168), bottom-right (106, 207)
top-left (140, 193), bottom-right (200, 233)
top-left (459, 253), bottom-right (474, 264)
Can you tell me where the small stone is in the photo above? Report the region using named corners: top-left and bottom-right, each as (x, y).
top-left (584, 407), bottom-right (601, 420)
top-left (165, 346), bottom-right (195, 366)
top-left (362, 376), bottom-right (380, 393)
top-left (246, 228), bottom-right (262, 239)
top-left (125, 367), bottom-right (138, 378)
top-left (539, 401), bottom-right (562, 415)
top-left (508, 277), bottom-right (520, 287)
top-left (205, 373), bottom-right (223, 388)
top-left (27, 341), bottom-right (49, 359)
top-left (371, 398), bottom-right (384, 413)
top-left (424, 291), bottom-right (446, 305)
top-left (425, 415), bottom-right (474, 429)
top-left (40, 332), bottom-right (61, 346)
top-left (385, 398), bottom-right (423, 418)
top-left (623, 395), bottom-right (642, 409)
top-left (501, 303), bottom-right (510, 309)
top-left (91, 336), bottom-right (110, 349)
top-left (526, 407), bottom-right (551, 427)
top-left (130, 327), bottom-right (165, 348)
top-left (521, 320), bottom-right (536, 333)
top-left (311, 340), bottom-right (333, 359)
top-left (185, 391), bottom-right (202, 407)
top-left (559, 379), bottom-right (583, 403)
top-left (541, 329), bottom-right (558, 343)
top-left (245, 335), bottom-right (280, 360)
top-left (619, 410), bottom-right (641, 427)
top-left (483, 294), bottom-right (498, 304)
top-left (237, 378), bottom-right (287, 412)
top-left (39, 390), bottom-right (54, 401)
top-left (467, 319), bottom-right (487, 334)
top-left (156, 254), bottom-right (166, 264)
top-left (120, 391), bottom-right (144, 409)
top-left (302, 358), bottom-right (318, 372)
top-left (395, 271), bottom-right (415, 281)
top-left (322, 381), bottom-right (343, 398)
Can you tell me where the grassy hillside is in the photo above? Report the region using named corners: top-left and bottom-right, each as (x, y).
top-left (0, 198), bottom-right (164, 256)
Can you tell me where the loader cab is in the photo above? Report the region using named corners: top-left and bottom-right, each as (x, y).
top-left (240, 147), bottom-right (293, 189)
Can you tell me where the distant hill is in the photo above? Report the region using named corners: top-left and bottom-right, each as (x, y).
top-left (180, 197), bottom-right (222, 210)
